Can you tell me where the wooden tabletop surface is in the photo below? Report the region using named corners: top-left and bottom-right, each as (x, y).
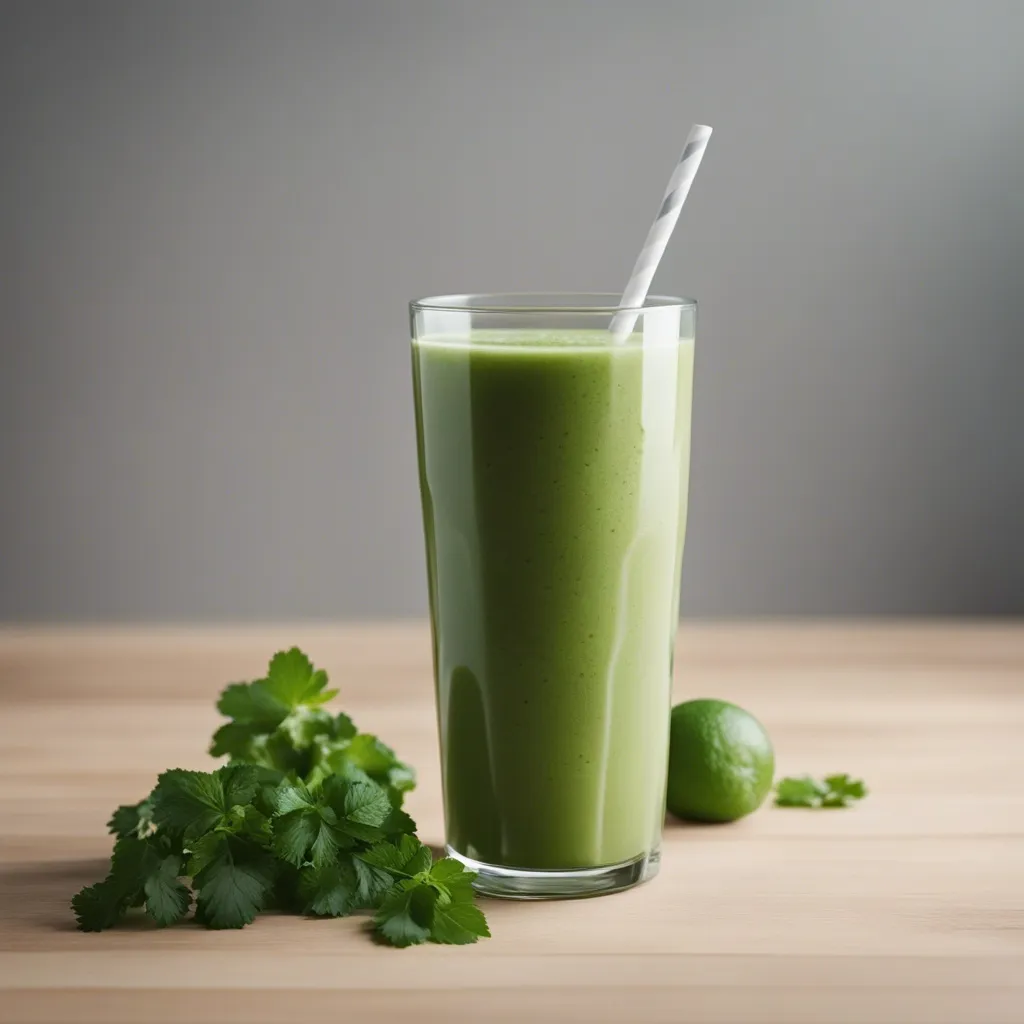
top-left (1, 623), bottom-right (1022, 1024)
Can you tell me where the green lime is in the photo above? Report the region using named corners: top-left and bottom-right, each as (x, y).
top-left (666, 698), bottom-right (774, 823)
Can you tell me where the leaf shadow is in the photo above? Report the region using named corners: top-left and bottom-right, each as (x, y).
top-left (0, 858), bottom-right (111, 933)
top-left (663, 813), bottom-right (734, 830)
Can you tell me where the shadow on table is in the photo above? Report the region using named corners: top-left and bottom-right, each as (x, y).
top-left (0, 859), bottom-right (109, 933)
top-left (663, 813), bottom-right (734, 830)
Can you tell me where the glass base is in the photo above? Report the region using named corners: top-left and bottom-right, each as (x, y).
top-left (445, 846), bottom-right (660, 900)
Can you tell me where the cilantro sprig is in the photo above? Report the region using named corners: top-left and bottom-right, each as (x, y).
top-left (71, 648), bottom-right (489, 946)
top-left (774, 773), bottom-right (868, 808)
top-left (364, 837), bottom-right (489, 946)
top-left (208, 647), bottom-right (415, 801)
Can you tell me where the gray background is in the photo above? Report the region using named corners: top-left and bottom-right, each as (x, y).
top-left (2, 0), bottom-right (1022, 621)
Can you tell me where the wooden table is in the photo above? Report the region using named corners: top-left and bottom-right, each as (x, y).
top-left (1, 624), bottom-right (1022, 1023)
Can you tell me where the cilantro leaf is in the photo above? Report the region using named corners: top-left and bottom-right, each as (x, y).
top-left (143, 853), bottom-right (191, 927)
top-left (216, 681), bottom-right (286, 730)
top-left (428, 857), bottom-right (475, 897)
top-left (273, 802), bottom-right (348, 869)
top-left (208, 648), bottom-right (416, 811)
top-left (278, 708), bottom-right (336, 751)
top-left (422, 858), bottom-right (487, 944)
top-left (263, 648), bottom-right (337, 709)
top-left (152, 765), bottom-right (261, 837)
top-left (349, 836), bottom-right (431, 909)
top-left (71, 834), bottom-right (152, 931)
top-left (775, 773), bottom-right (868, 808)
top-left (191, 834), bottom-right (277, 929)
top-left (209, 649), bottom-right (337, 767)
top-left (298, 856), bottom-right (359, 917)
top-left (72, 835), bottom-right (190, 931)
top-left (431, 898), bottom-right (490, 944)
top-left (340, 733), bottom-right (417, 794)
top-left (366, 847), bottom-right (489, 946)
top-left (333, 712), bottom-right (357, 740)
top-left (357, 835), bottom-right (432, 878)
top-left (333, 778), bottom-right (393, 839)
top-left (270, 777), bottom-right (392, 867)
top-left (273, 780), bottom-right (317, 815)
top-left (822, 774), bottom-right (868, 806)
top-left (72, 882), bottom-right (125, 932)
top-left (272, 809), bottom-right (326, 866)
top-left (209, 722), bottom-right (263, 761)
top-left (184, 832), bottom-right (225, 877)
top-left (387, 764), bottom-right (417, 794)
top-left (309, 819), bottom-right (343, 866)
top-left (344, 734), bottom-right (401, 775)
top-left (373, 879), bottom-right (438, 947)
top-left (223, 802), bottom-right (272, 841)
top-left (418, 857), bottom-right (474, 912)
top-left (351, 856), bottom-right (398, 908)
top-left (382, 805), bottom-right (417, 838)
top-left (107, 797), bottom-right (155, 840)
top-left (774, 775), bottom-right (826, 807)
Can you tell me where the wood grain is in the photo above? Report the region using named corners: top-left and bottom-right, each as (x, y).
top-left (1, 623), bottom-right (1022, 1023)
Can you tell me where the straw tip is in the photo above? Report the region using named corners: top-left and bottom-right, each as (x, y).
top-left (693, 124), bottom-right (713, 138)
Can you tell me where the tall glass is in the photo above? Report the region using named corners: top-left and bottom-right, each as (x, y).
top-left (410, 293), bottom-right (696, 898)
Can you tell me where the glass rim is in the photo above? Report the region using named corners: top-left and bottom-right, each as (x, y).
top-left (410, 291), bottom-right (697, 315)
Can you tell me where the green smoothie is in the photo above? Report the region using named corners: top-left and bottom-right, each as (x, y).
top-left (412, 329), bottom-right (694, 870)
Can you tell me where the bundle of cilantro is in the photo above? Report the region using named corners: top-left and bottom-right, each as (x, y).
top-left (71, 648), bottom-right (489, 946)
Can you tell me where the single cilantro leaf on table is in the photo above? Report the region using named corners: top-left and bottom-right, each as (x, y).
top-left (774, 775), bottom-right (826, 807)
top-left (775, 773), bottom-right (868, 808)
top-left (821, 773), bottom-right (868, 807)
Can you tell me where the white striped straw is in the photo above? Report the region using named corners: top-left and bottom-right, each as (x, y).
top-left (610, 123), bottom-right (712, 340)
